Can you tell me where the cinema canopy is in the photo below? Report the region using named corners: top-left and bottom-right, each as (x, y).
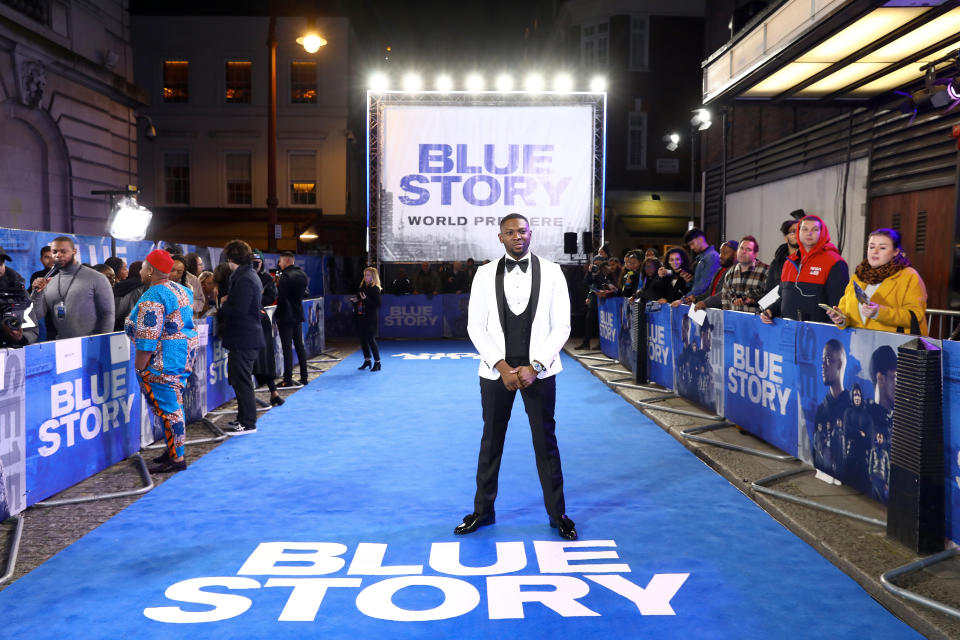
top-left (702, 0), bottom-right (960, 104)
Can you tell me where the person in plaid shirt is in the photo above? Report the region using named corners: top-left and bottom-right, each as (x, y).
top-left (695, 235), bottom-right (768, 313)
top-left (720, 236), bottom-right (768, 312)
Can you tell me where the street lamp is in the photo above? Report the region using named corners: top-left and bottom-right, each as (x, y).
top-left (297, 32), bottom-right (327, 54)
top-left (688, 109), bottom-right (711, 229)
top-left (267, 16), bottom-right (326, 251)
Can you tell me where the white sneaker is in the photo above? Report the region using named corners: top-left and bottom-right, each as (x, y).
top-left (225, 422), bottom-right (257, 436)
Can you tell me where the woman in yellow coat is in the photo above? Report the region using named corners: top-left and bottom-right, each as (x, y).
top-left (825, 228), bottom-right (927, 336)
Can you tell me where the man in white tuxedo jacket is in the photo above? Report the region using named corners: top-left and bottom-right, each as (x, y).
top-left (454, 213), bottom-right (577, 540)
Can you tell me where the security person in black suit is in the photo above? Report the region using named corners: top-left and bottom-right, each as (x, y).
top-left (276, 252), bottom-right (310, 386)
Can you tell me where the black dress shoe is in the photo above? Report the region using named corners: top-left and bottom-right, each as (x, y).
top-left (370, 361), bottom-right (381, 371)
top-left (453, 511), bottom-right (495, 535)
top-left (148, 458), bottom-right (187, 474)
top-left (358, 360), bottom-right (371, 370)
top-left (550, 515), bottom-right (578, 540)
top-left (270, 395), bottom-right (285, 406)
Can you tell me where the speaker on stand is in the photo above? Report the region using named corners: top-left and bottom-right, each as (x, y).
top-left (582, 232), bottom-right (593, 256)
top-left (563, 232), bottom-right (578, 261)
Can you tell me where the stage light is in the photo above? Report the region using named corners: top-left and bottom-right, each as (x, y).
top-left (107, 195), bottom-right (152, 241)
top-left (589, 76), bottom-right (607, 92)
top-left (369, 72), bottom-right (389, 91)
top-left (435, 74), bottom-right (453, 92)
top-left (553, 73), bottom-right (574, 93)
top-left (402, 73), bottom-right (422, 92)
top-left (466, 73), bottom-right (484, 92)
top-left (930, 85), bottom-right (952, 108)
top-left (664, 133), bottom-right (680, 151)
top-left (524, 73), bottom-right (545, 92)
top-left (691, 108), bottom-right (712, 131)
top-left (496, 73), bottom-right (513, 92)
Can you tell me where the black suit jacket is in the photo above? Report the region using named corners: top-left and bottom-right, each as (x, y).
top-left (650, 275), bottom-right (690, 302)
top-left (276, 265), bottom-right (308, 324)
top-left (219, 264), bottom-right (265, 351)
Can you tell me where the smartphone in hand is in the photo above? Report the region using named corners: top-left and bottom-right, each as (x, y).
top-left (852, 282), bottom-right (870, 304)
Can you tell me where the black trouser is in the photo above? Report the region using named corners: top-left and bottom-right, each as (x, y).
top-left (255, 374), bottom-right (277, 392)
top-left (278, 322), bottom-right (308, 382)
top-left (359, 320), bottom-right (380, 362)
top-left (227, 348), bottom-right (259, 427)
top-left (474, 375), bottom-right (565, 521)
top-left (582, 299), bottom-right (596, 342)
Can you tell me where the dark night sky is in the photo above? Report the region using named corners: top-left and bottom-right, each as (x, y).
top-left (130, 0), bottom-right (545, 69)
top-left (351, 0), bottom-right (544, 67)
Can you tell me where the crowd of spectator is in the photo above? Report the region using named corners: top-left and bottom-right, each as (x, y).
top-left (0, 212), bottom-right (930, 367)
top-left (386, 260), bottom-right (487, 296)
top-left (0, 238), bottom-right (316, 435)
top-left (575, 212), bottom-right (929, 350)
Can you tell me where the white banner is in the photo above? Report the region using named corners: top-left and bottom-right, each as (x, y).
top-left (380, 105), bottom-right (594, 263)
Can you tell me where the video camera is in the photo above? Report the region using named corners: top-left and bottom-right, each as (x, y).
top-left (0, 288), bottom-right (31, 330)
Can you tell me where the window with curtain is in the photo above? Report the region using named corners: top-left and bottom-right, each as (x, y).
top-left (289, 151), bottom-right (317, 205)
top-left (627, 111), bottom-right (647, 170)
top-left (225, 60), bottom-right (252, 103)
top-left (630, 16), bottom-right (649, 71)
top-left (581, 21), bottom-right (608, 67)
top-left (226, 152), bottom-right (252, 205)
top-left (164, 152), bottom-right (190, 204)
top-left (163, 60), bottom-right (189, 103)
top-left (291, 61), bottom-right (318, 104)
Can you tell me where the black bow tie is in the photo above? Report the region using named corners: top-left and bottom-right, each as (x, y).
top-left (506, 258), bottom-right (529, 273)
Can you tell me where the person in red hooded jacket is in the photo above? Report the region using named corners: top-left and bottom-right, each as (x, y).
top-left (761, 214), bottom-right (849, 324)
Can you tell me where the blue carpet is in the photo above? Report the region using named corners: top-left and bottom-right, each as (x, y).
top-left (0, 340), bottom-right (920, 639)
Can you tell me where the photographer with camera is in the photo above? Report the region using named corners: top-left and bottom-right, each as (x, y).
top-left (619, 251), bottom-right (642, 298)
top-left (0, 291), bottom-right (31, 348)
top-left (0, 246), bottom-right (26, 293)
top-left (651, 248), bottom-right (693, 303)
top-left (0, 246), bottom-right (30, 347)
top-left (575, 255), bottom-right (617, 350)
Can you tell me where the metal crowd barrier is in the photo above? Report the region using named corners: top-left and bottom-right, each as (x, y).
top-left (926, 308), bottom-right (960, 340)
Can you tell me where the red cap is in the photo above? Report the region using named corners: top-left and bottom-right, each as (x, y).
top-left (145, 249), bottom-right (174, 274)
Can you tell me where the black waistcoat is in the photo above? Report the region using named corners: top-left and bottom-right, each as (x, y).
top-left (495, 255), bottom-right (541, 368)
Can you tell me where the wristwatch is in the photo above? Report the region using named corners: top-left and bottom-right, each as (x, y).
top-left (531, 360), bottom-right (545, 373)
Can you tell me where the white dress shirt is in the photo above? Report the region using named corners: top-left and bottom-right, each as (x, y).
top-left (503, 252), bottom-right (532, 315)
